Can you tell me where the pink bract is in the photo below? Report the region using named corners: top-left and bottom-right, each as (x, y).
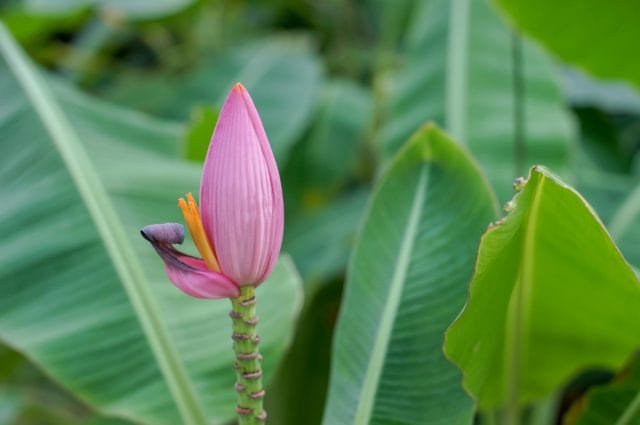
top-left (141, 84), bottom-right (284, 298)
top-left (200, 84), bottom-right (284, 287)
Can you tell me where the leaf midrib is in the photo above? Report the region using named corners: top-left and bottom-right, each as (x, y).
top-left (0, 23), bottom-right (207, 425)
top-left (353, 167), bottom-right (428, 424)
top-left (505, 173), bottom-right (545, 414)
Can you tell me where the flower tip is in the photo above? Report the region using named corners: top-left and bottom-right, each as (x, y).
top-left (232, 82), bottom-right (246, 93)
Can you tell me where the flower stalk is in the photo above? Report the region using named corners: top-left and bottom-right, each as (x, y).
top-left (231, 286), bottom-right (266, 424)
top-left (140, 82), bottom-right (282, 423)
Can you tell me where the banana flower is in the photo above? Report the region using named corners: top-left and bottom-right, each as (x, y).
top-left (141, 83), bottom-right (284, 298)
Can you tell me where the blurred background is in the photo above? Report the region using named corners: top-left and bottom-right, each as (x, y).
top-left (1, 0), bottom-right (639, 424)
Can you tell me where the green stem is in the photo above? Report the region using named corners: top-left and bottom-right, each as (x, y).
top-left (503, 405), bottom-right (520, 425)
top-left (528, 392), bottom-right (559, 425)
top-left (482, 410), bottom-right (498, 425)
top-left (230, 286), bottom-right (266, 424)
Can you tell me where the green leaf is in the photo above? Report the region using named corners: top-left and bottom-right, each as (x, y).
top-left (379, 0), bottom-right (574, 201)
top-left (23, 0), bottom-right (196, 20)
top-left (573, 108), bottom-right (631, 174)
top-left (563, 69), bottom-right (640, 115)
top-left (0, 344), bottom-right (131, 425)
top-left (571, 108), bottom-right (638, 228)
top-left (182, 105), bottom-right (219, 163)
top-left (0, 23), bottom-right (302, 425)
top-left (265, 279), bottom-right (343, 425)
top-left (302, 79), bottom-right (373, 194)
top-left (283, 190), bottom-right (369, 290)
top-left (565, 354), bottom-right (640, 425)
top-left (445, 166), bottom-right (640, 411)
top-left (1, 6), bottom-right (87, 45)
top-left (608, 184), bottom-right (640, 269)
top-left (105, 37), bottom-right (323, 163)
top-left (494, 0), bottom-right (640, 89)
top-left (0, 389), bottom-right (20, 425)
top-left (577, 169), bottom-right (637, 225)
top-left (575, 156), bottom-right (640, 270)
top-left (323, 124), bottom-right (499, 425)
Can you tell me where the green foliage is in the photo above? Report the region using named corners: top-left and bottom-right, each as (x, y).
top-left (302, 79), bottom-right (372, 195)
top-left (379, 0), bottom-right (574, 201)
top-left (182, 105), bottom-right (218, 162)
top-left (265, 279), bottom-right (343, 425)
top-left (445, 167), bottom-right (640, 411)
top-left (22, 0), bottom-right (196, 20)
top-left (0, 344), bottom-right (129, 425)
top-left (323, 124), bottom-right (498, 425)
top-left (608, 185), bottom-right (640, 268)
top-left (279, 78), bottom-right (373, 291)
top-left (576, 168), bottom-right (638, 229)
top-left (494, 0), bottom-right (640, 89)
top-left (0, 25), bottom-right (302, 425)
top-left (1, 7), bottom-right (88, 44)
top-left (563, 70), bottom-right (640, 115)
top-left (3, 0), bottom-right (640, 423)
top-left (565, 355), bottom-right (640, 425)
top-left (105, 37), bottom-right (324, 163)
top-left (574, 108), bottom-right (632, 174)
top-left (283, 190), bottom-right (369, 291)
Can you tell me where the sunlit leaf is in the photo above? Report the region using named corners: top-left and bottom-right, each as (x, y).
top-left (494, 0), bottom-right (640, 89)
top-left (445, 167), bottom-right (640, 410)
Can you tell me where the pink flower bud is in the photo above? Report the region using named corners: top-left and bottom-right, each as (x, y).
top-left (141, 83), bottom-right (284, 298)
top-left (200, 83), bottom-right (284, 286)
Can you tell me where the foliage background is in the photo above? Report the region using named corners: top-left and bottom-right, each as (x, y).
top-left (1, 0), bottom-right (639, 424)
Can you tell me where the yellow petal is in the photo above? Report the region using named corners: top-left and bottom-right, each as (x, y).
top-left (178, 194), bottom-right (220, 272)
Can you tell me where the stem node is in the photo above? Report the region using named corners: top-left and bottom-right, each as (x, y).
top-left (230, 286), bottom-right (266, 424)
